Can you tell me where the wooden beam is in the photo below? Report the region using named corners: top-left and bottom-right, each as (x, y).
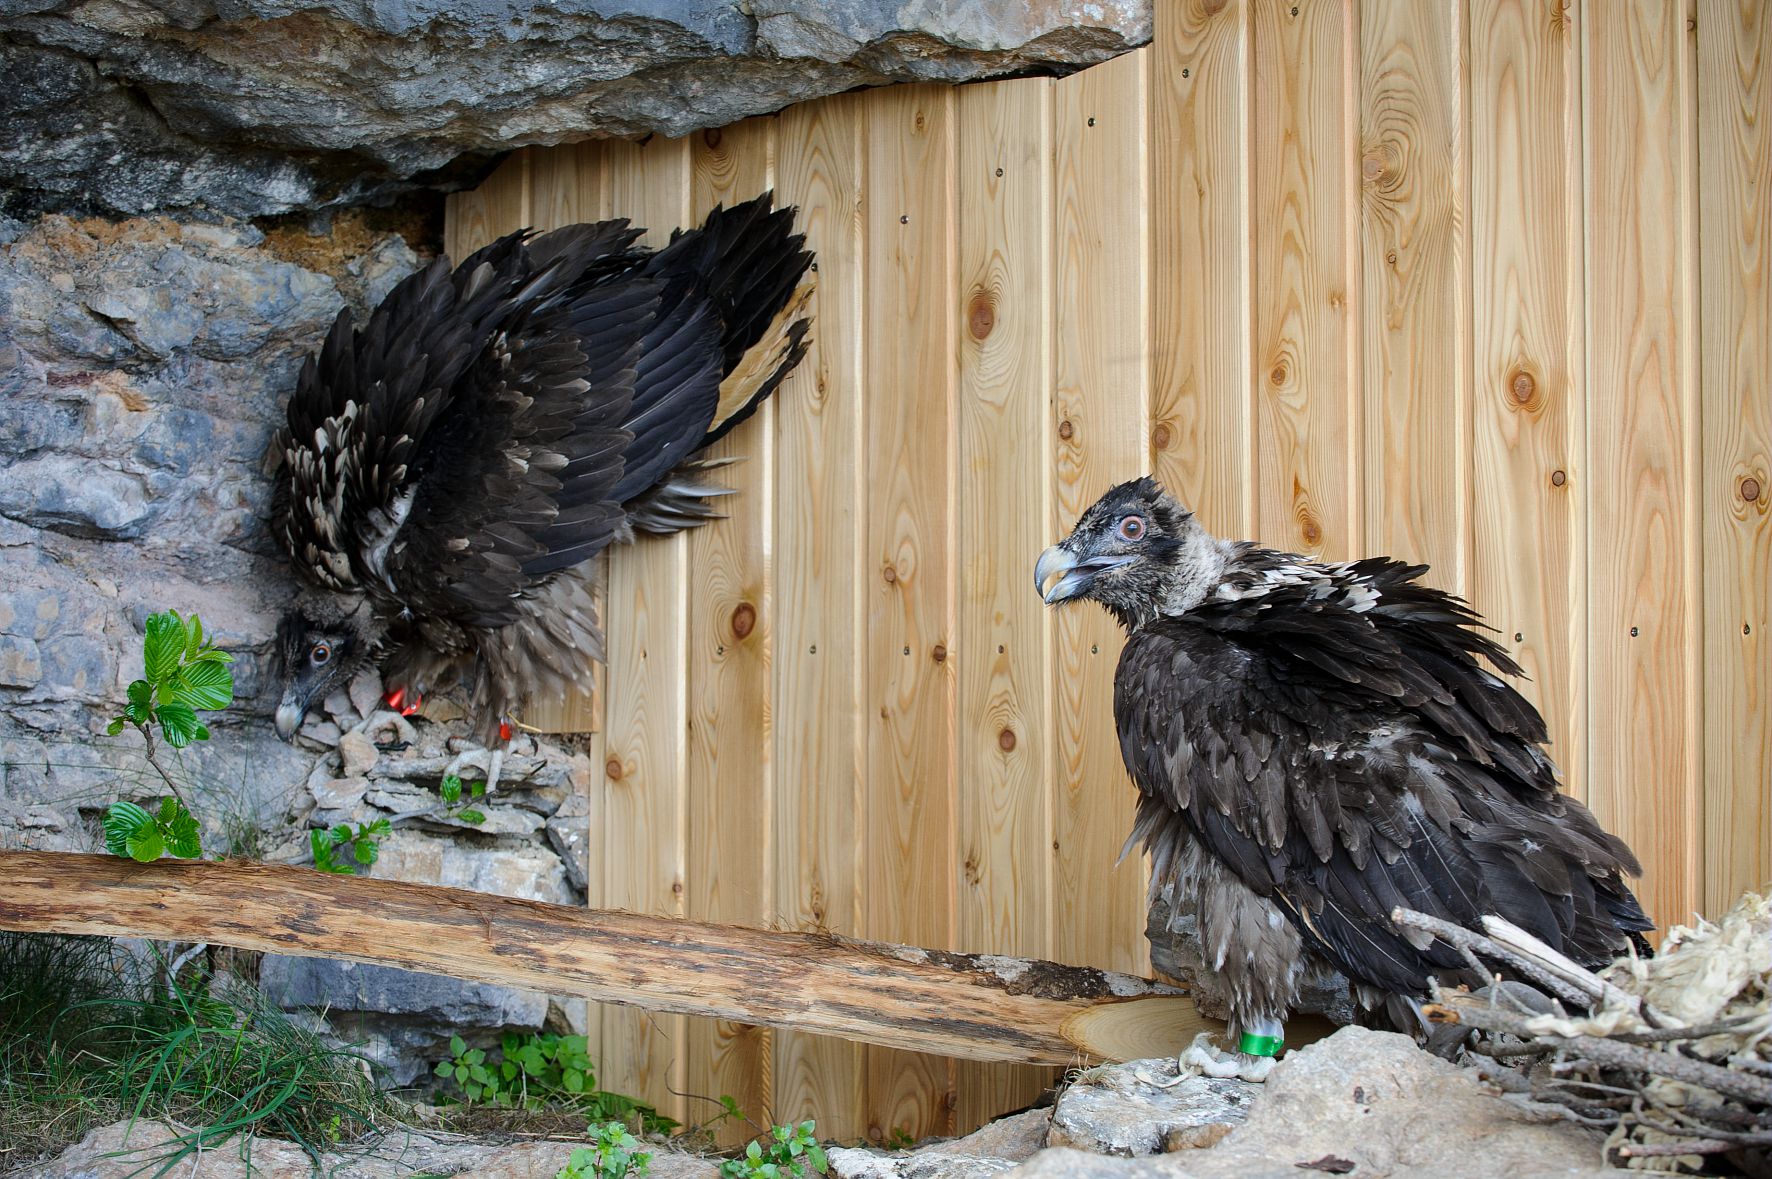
top-left (0, 853), bottom-right (1208, 1068)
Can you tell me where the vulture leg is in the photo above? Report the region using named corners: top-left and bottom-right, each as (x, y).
top-left (442, 743), bottom-right (505, 796)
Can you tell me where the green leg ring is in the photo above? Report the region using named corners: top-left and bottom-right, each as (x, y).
top-left (1237, 1031), bottom-right (1284, 1058)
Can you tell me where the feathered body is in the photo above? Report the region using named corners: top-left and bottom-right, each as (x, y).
top-left (1037, 477), bottom-right (1651, 1038)
top-left (271, 195), bottom-right (812, 742)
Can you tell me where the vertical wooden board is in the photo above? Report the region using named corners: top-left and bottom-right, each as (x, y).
top-left (1698, 0), bottom-right (1772, 915)
top-left (862, 83), bottom-right (959, 1143)
top-left (685, 116), bottom-right (776, 1143)
top-left (1359, 0), bottom-right (1466, 587)
top-left (598, 133), bottom-right (694, 1122)
top-left (521, 142), bottom-right (609, 735)
top-left (1051, 49), bottom-right (1151, 977)
top-left (1583, 0), bottom-right (1700, 931)
top-left (1251, 0), bottom-right (1357, 558)
top-left (1149, 0), bottom-right (1253, 537)
top-left (443, 149), bottom-right (531, 260)
top-left (954, 77), bottom-right (1059, 1130)
top-left (769, 93), bottom-right (868, 1143)
top-left (1468, 0), bottom-right (1587, 802)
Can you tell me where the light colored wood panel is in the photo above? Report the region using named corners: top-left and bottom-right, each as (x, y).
top-left (1359, 0), bottom-right (1465, 587)
top-left (523, 141), bottom-right (609, 735)
top-left (686, 115), bottom-right (777, 1144)
top-left (861, 83), bottom-right (959, 1143)
top-left (599, 132), bottom-right (694, 1124)
top-left (1468, 0), bottom-right (1587, 803)
top-left (1698, 0), bottom-right (1772, 914)
top-left (954, 76), bottom-right (1060, 1130)
top-left (1051, 49), bottom-right (1151, 977)
top-left (1251, 0), bottom-right (1357, 558)
top-left (1149, 0), bottom-right (1253, 536)
top-left (1583, 0), bottom-right (1701, 933)
top-left (771, 92), bottom-right (868, 1142)
top-left (443, 149), bottom-right (530, 261)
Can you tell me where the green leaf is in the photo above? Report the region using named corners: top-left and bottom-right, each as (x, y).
top-left (126, 823), bottom-right (165, 862)
top-left (104, 801), bottom-right (154, 857)
top-left (352, 837), bottom-right (379, 866)
top-left (143, 612), bottom-right (185, 684)
top-left (456, 809), bottom-right (486, 825)
top-left (563, 1067), bottom-right (585, 1093)
top-left (183, 612), bottom-right (204, 661)
top-left (127, 679), bottom-right (154, 709)
top-left (124, 700), bottom-right (154, 727)
top-left (805, 1145), bottom-right (827, 1173)
top-left (465, 1048), bottom-right (486, 1066)
top-left (434, 1061), bottom-right (453, 1079)
top-left (156, 701), bottom-right (203, 748)
top-left (441, 775), bottom-right (462, 805)
top-left (169, 659), bottom-right (233, 712)
top-left (450, 1034), bottom-right (468, 1058)
top-left (106, 718), bottom-right (126, 736)
top-left (365, 818), bottom-right (392, 837)
top-left (470, 780), bottom-right (485, 799)
top-left (167, 805), bottom-right (201, 858)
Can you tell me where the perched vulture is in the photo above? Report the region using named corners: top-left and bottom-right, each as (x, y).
top-left (1035, 477), bottom-right (1651, 1078)
top-left (270, 194), bottom-right (812, 780)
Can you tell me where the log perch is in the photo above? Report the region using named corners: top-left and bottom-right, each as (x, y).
top-left (0, 852), bottom-right (1212, 1066)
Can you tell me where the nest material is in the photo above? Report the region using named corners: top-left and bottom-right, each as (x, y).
top-left (1401, 893), bottom-right (1772, 1175)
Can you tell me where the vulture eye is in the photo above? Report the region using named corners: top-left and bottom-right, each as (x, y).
top-left (310, 642), bottom-right (332, 666)
top-left (1118, 515), bottom-right (1147, 541)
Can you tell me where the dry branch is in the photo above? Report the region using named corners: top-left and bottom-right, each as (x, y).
top-left (0, 852), bottom-right (1211, 1066)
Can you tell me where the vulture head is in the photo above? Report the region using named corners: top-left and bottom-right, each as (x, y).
top-left (273, 594), bottom-right (379, 740)
top-left (1035, 477), bottom-right (1232, 630)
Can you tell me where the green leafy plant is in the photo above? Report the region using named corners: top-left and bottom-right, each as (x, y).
top-left (557, 1120), bottom-right (652, 1179)
top-left (720, 1121), bottom-right (827, 1179)
top-left (101, 610), bottom-right (235, 862)
top-left (310, 819), bottom-right (392, 875)
top-left (433, 1031), bottom-right (675, 1131)
top-left (439, 773), bottom-right (487, 825)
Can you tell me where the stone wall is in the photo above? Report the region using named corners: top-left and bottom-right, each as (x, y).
top-left (0, 211), bottom-right (595, 1085)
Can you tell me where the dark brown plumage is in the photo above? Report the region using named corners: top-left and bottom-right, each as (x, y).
top-left (1036, 476), bottom-right (1651, 1061)
top-left (270, 194), bottom-right (812, 746)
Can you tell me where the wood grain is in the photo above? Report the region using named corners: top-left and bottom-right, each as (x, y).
top-left (1251, 0), bottom-right (1357, 558)
top-left (1358, 0), bottom-right (1465, 588)
top-left (1468, 0), bottom-right (1587, 803)
top-left (599, 133), bottom-right (694, 1122)
top-left (1583, 0), bottom-right (1701, 932)
top-left (1050, 48), bottom-right (1151, 978)
top-left (0, 853), bottom-right (1198, 1066)
top-left (862, 84), bottom-right (959, 1143)
top-left (954, 76), bottom-right (1061, 1129)
top-left (1697, 0), bottom-right (1772, 916)
top-left (443, 149), bottom-right (530, 260)
top-left (686, 115), bottom-right (777, 1143)
top-left (1149, 0), bottom-right (1253, 537)
top-left (770, 93), bottom-right (868, 1140)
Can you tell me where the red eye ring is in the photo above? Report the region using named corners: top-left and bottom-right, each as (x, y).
top-left (1118, 515), bottom-right (1146, 541)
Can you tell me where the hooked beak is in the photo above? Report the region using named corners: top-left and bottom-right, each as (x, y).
top-left (274, 695), bottom-right (305, 741)
top-left (1036, 543), bottom-right (1131, 604)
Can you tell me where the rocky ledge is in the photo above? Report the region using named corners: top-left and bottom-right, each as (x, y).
top-left (0, 0), bottom-right (1150, 219)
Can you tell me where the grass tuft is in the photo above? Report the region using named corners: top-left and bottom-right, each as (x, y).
top-left (0, 932), bottom-right (388, 1174)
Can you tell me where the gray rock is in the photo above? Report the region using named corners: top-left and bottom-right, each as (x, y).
top-left (1047, 1060), bottom-right (1252, 1157)
top-left (1006, 1027), bottom-right (1618, 1179)
top-left (338, 728), bottom-right (379, 777)
top-left (928, 1108), bottom-right (1052, 1163)
top-left (830, 1147), bottom-right (1020, 1179)
top-left (0, 1), bottom-right (1148, 219)
top-left (0, 455), bottom-right (152, 538)
top-left (0, 634), bottom-right (43, 688)
top-left (260, 956), bottom-right (549, 1026)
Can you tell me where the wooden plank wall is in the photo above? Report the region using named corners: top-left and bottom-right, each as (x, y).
top-left (444, 0), bottom-right (1771, 1145)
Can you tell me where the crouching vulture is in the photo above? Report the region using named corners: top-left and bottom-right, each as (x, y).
top-left (270, 194), bottom-right (812, 785)
top-left (1036, 477), bottom-right (1652, 1079)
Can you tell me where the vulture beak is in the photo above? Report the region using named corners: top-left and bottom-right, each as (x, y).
top-left (1036, 543), bottom-right (1131, 604)
top-left (274, 695), bottom-right (305, 742)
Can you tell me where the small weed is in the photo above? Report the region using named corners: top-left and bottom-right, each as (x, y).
top-left (433, 1031), bottom-right (676, 1133)
top-left (720, 1120), bottom-right (827, 1179)
top-left (310, 818), bottom-right (392, 874)
top-left (556, 1120), bottom-right (652, 1179)
top-left (439, 773), bottom-right (487, 825)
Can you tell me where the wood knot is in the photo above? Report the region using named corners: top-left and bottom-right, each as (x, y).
top-left (963, 849), bottom-right (982, 885)
top-left (1507, 368), bottom-right (1543, 412)
top-left (1362, 152), bottom-right (1386, 182)
top-left (671, 879), bottom-right (684, 897)
top-left (1203, 0), bottom-right (1228, 14)
top-left (730, 601), bottom-right (756, 640)
top-left (882, 564), bottom-right (898, 584)
top-left (1151, 422), bottom-right (1173, 450)
top-left (702, 127), bottom-right (722, 149)
top-left (931, 644), bottom-right (947, 663)
top-left (605, 758), bottom-right (625, 782)
top-left (998, 727), bottom-right (1016, 752)
top-left (1270, 360), bottom-right (1289, 386)
top-left (1058, 419), bottom-right (1075, 440)
top-left (1302, 520), bottom-right (1322, 546)
top-left (1551, 469), bottom-right (1567, 488)
top-left (914, 111), bottom-right (927, 133)
top-left (1741, 476), bottom-right (1763, 504)
top-left (967, 291), bottom-right (996, 341)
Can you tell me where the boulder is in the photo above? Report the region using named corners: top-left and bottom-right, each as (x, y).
top-left (1046, 1060), bottom-right (1251, 1156)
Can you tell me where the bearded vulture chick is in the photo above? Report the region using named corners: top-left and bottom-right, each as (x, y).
top-left (271, 194), bottom-right (813, 781)
top-left (1036, 477), bottom-right (1651, 1079)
